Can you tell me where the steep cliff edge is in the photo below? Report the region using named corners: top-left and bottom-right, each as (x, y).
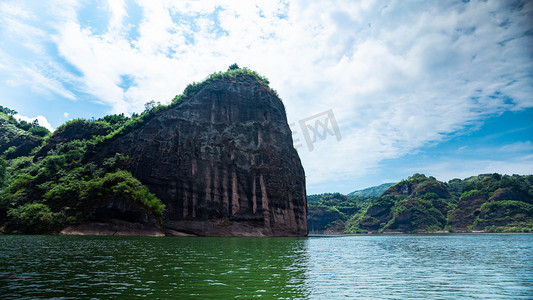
top-left (93, 73), bottom-right (308, 236)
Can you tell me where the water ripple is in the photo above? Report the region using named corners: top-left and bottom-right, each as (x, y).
top-left (0, 234), bottom-right (532, 298)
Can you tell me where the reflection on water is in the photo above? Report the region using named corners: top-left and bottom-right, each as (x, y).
top-left (0, 236), bottom-right (309, 299)
top-left (0, 234), bottom-right (532, 299)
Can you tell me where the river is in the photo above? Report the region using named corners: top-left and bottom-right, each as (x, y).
top-left (0, 234), bottom-right (532, 299)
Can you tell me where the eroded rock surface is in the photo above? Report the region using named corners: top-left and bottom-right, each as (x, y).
top-left (95, 75), bottom-right (307, 236)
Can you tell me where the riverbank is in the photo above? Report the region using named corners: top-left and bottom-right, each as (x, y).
top-left (60, 220), bottom-right (164, 237)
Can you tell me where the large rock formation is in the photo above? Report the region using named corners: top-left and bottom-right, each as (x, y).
top-left (447, 191), bottom-right (487, 232)
top-left (355, 174), bottom-right (455, 233)
top-left (95, 74), bottom-right (308, 236)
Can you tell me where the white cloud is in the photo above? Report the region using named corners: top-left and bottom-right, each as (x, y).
top-left (417, 155), bottom-right (533, 183)
top-left (499, 141), bottom-right (533, 153)
top-left (15, 114), bottom-right (54, 131)
top-left (0, 49), bottom-right (77, 100)
top-left (1, 0), bottom-right (532, 190)
top-left (0, 2), bottom-right (78, 101)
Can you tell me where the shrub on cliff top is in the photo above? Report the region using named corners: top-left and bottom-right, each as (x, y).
top-left (180, 67), bottom-right (272, 99)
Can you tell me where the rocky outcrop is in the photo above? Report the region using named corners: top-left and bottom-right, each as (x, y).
top-left (62, 197), bottom-right (164, 236)
top-left (94, 74), bottom-right (307, 236)
top-left (374, 175), bottom-right (453, 232)
top-left (358, 197), bottom-right (395, 232)
top-left (308, 207), bottom-right (344, 234)
top-left (60, 221), bottom-right (164, 236)
top-left (488, 188), bottom-right (529, 202)
top-left (448, 191), bottom-right (487, 232)
top-left (385, 198), bottom-right (447, 233)
top-left (384, 179), bottom-right (451, 199)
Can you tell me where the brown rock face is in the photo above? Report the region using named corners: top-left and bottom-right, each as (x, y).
top-left (96, 76), bottom-right (307, 236)
top-left (488, 188), bottom-right (529, 202)
top-left (448, 192), bottom-right (488, 232)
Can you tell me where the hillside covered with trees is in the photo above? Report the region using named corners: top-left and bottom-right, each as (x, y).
top-left (308, 173), bottom-right (533, 234)
top-left (0, 107), bottom-right (166, 234)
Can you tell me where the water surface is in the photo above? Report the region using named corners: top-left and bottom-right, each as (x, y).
top-left (0, 234), bottom-right (531, 298)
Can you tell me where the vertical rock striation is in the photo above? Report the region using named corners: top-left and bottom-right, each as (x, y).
top-left (97, 74), bottom-right (307, 236)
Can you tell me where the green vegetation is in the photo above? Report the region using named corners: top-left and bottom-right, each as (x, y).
top-left (0, 106), bottom-right (50, 137)
top-left (345, 174), bottom-right (456, 233)
top-left (178, 66), bottom-right (274, 101)
top-left (0, 134), bottom-right (165, 233)
top-left (347, 182), bottom-right (395, 197)
top-left (0, 66), bottom-right (276, 234)
top-left (0, 113), bottom-right (165, 233)
top-left (2, 66), bottom-right (531, 235)
top-left (308, 173), bottom-right (533, 234)
top-left (0, 105), bottom-right (50, 159)
top-left (458, 173), bottom-right (533, 201)
top-left (307, 193), bottom-right (374, 233)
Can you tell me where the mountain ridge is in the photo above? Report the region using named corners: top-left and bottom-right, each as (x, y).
top-left (347, 182), bottom-right (395, 197)
top-left (308, 173), bottom-right (533, 234)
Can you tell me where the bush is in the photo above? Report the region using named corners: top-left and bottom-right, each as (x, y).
top-left (29, 126), bottom-right (50, 137)
top-left (81, 170), bottom-right (166, 218)
top-left (480, 200), bottom-right (533, 220)
top-left (459, 189), bottom-right (484, 201)
top-left (228, 63), bottom-right (240, 71)
top-left (7, 203), bottom-right (66, 233)
top-left (0, 157), bottom-right (6, 187)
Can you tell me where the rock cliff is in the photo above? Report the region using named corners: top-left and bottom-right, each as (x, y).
top-left (94, 74), bottom-right (308, 236)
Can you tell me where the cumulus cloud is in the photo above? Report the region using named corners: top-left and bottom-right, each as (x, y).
top-left (14, 114), bottom-right (54, 131)
top-left (0, 2), bottom-right (78, 100)
top-left (419, 155), bottom-right (533, 183)
top-left (282, 0), bottom-right (533, 186)
top-left (1, 0), bottom-right (532, 189)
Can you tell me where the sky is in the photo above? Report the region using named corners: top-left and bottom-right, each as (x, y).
top-left (0, 0), bottom-right (532, 194)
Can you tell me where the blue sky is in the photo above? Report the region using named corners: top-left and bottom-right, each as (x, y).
top-left (0, 0), bottom-right (532, 194)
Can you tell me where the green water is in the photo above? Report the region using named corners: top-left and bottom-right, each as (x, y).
top-left (0, 234), bottom-right (532, 299)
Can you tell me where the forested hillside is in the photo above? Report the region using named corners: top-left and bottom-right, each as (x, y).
top-left (0, 102), bottom-right (169, 233)
top-left (308, 173), bottom-right (533, 233)
top-left (0, 106), bottom-right (167, 234)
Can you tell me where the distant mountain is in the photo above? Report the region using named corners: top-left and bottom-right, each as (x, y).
top-left (307, 173), bottom-right (533, 234)
top-left (307, 193), bottom-right (374, 234)
top-left (347, 183), bottom-right (395, 197)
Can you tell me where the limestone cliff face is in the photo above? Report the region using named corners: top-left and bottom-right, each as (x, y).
top-left (96, 75), bottom-right (307, 236)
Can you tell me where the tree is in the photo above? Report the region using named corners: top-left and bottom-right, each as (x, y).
top-left (29, 126), bottom-right (50, 137)
top-left (144, 100), bottom-right (156, 112)
top-left (17, 120), bottom-right (32, 131)
top-left (0, 157), bottom-right (6, 187)
top-left (228, 63), bottom-right (240, 71)
top-left (101, 113), bottom-right (128, 126)
top-left (143, 100), bottom-right (161, 114)
top-left (0, 105), bottom-right (17, 116)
